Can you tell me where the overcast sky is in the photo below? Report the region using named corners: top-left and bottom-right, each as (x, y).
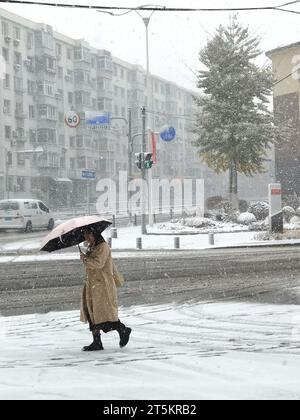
top-left (1, 0), bottom-right (300, 90)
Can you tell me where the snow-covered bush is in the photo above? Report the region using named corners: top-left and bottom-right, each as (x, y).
top-left (282, 206), bottom-right (296, 223)
top-left (289, 216), bottom-right (300, 227)
top-left (206, 196), bottom-right (224, 210)
top-left (248, 202), bottom-right (269, 221)
top-left (283, 195), bottom-right (300, 211)
top-left (296, 207), bottom-right (300, 217)
top-left (237, 212), bottom-right (257, 225)
top-left (183, 217), bottom-right (216, 229)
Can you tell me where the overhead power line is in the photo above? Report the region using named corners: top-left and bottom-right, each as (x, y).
top-left (0, 0), bottom-right (300, 15)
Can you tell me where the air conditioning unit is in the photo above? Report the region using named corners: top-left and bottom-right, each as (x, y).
top-left (65, 75), bottom-right (72, 82)
top-left (10, 140), bottom-right (17, 147)
top-left (24, 59), bottom-right (31, 66)
top-left (4, 35), bottom-right (12, 43)
top-left (14, 64), bottom-right (21, 71)
top-left (13, 39), bottom-right (20, 46)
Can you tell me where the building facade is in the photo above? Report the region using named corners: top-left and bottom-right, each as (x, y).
top-left (267, 42), bottom-right (300, 197)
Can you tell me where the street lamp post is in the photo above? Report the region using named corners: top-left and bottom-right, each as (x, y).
top-left (137, 10), bottom-right (156, 233)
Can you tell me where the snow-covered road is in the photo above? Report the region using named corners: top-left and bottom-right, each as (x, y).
top-left (1, 301), bottom-right (300, 400)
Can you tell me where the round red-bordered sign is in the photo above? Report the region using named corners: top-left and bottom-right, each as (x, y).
top-left (64, 111), bottom-right (80, 128)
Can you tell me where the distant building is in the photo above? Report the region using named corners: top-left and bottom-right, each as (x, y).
top-left (267, 42), bottom-right (300, 197)
top-left (0, 7), bottom-right (205, 210)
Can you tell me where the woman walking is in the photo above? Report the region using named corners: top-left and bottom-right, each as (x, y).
top-left (80, 227), bottom-right (131, 351)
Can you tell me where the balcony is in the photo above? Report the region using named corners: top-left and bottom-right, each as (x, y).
top-left (15, 110), bottom-right (27, 119)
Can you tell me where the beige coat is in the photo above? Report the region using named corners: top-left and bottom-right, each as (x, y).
top-left (80, 242), bottom-right (124, 327)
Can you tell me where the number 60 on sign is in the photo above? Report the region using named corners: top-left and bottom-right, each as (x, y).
top-left (64, 111), bottom-right (80, 128)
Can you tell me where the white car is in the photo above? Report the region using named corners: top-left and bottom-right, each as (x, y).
top-left (0, 199), bottom-right (55, 232)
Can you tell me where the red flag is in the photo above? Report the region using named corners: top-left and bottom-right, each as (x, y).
top-left (151, 132), bottom-right (157, 164)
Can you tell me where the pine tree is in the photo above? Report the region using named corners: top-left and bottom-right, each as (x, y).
top-left (193, 17), bottom-right (277, 209)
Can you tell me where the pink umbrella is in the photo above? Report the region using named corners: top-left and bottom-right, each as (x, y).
top-left (40, 215), bottom-right (112, 252)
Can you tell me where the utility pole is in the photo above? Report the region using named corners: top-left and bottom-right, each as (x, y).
top-left (128, 108), bottom-right (133, 222)
top-left (141, 106), bottom-right (147, 235)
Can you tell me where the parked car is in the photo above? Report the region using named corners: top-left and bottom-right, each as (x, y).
top-left (0, 199), bottom-right (55, 232)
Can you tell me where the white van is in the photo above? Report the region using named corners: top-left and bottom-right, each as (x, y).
top-left (0, 199), bottom-right (55, 232)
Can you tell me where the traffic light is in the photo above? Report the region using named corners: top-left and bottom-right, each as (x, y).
top-left (144, 152), bottom-right (153, 170)
top-left (135, 152), bottom-right (143, 170)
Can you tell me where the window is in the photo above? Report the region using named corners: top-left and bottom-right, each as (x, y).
top-left (68, 92), bottom-right (73, 104)
top-left (70, 157), bottom-right (76, 169)
top-left (4, 126), bottom-right (11, 140)
top-left (70, 136), bottom-right (75, 147)
top-left (97, 98), bottom-right (112, 111)
top-left (3, 99), bottom-right (11, 114)
top-left (27, 32), bottom-right (33, 49)
top-left (45, 56), bottom-right (56, 72)
top-left (75, 91), bottom-right (90, 106)
top-left (38, 202), bottom-right (49, 213)
top-left (60, 157), bottom-right (66, 169)
top-left (2, 21), bottom-right (9, 37)
top-left (41, 31), bottom-right (54, 50)
top-left (13, 27), bottom-right (21, 40)
top-left (6, 151), bottom-right (12, 166)
top-left (56, 43), bottom-right (62, 57)
top-left (14, 52), bottom-right (22, 65)
top-left (74, 46), bottom-right (89, 61)
top-left (29, 105), bottom-right (35, 119)
top-left (77, 156), bottom-right (86, 168)
top-left (38, 81), bottom-right (54, 96)
top-left (2, 47), bottom-right (9, 62)
top-left (38, 104), bottom-right (56, 120)
top-left (24, 202), bottom-right (37, 210)
top-left (27, 80), bottom-right (35, 94)
top-left (29, 129), bottom-right (37, 143)
top-left (76, 136), bottom-right (84, 148)
top-left (14, 77), bottom-right (23, 92)
top-left (15, 102), bottom-right (23, 115)
top-left (97, 77), bottom-right (112, 91)
top-left (3, 74), bottom-right (10, 89)
top-left (85, 137), bottom-right (92, 148)
top-left (37, 128), bottom-right (56, 144)
top-left (97, 56), bottom-right (112, 71)
top-left (17, 154), bottom-right (25, 167)
top-left (67, 48), bottom-right (72, 60)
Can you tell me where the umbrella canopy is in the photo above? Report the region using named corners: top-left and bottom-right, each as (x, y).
top-left (40, 216), bottom-right (112, 252)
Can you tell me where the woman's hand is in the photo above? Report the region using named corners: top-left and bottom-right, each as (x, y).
top-left (80, 252), bottom-right (87, 263)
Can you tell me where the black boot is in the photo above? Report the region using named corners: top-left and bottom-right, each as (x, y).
top-left (116, 322), bottom-right (132, 348)
top-left (82, 330), bottom-right (104, 352)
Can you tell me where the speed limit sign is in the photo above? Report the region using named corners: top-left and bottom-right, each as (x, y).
top-left (64, 111), bottom-right (80, 128)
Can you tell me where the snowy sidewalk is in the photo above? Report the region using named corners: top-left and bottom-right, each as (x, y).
top-left (0, 301), bottom-right (300, 400)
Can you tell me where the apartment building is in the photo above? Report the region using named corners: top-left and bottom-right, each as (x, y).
top-left (0, 7), bottom-right (204, 210)
top-left (266, 42), bottom-right (300, 197)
